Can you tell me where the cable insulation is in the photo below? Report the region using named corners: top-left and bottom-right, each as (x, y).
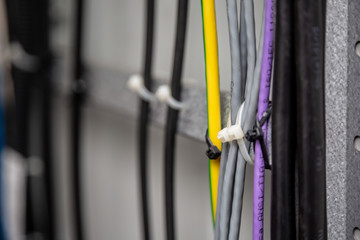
top-left (200, 0), bottom-right (222, 225)
top-left (71, 0), bottom-right (86, 239)
top-left (253, 0), bottom-right (274, 238)
top-left (164, 1), bottom-right (188, 239)
top-left (271, 0), bottom-right (297, 238)
top-left (138, 0), bottom-right (155, 239)
top-left (294, 0), bottom-right (327, 238)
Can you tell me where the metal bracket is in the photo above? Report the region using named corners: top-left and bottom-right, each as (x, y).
top-left (325, 0), bottom-right (360, 238)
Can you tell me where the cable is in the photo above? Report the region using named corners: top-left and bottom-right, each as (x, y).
top-left (164, 1), bottom-right (188, 239)
top-left (271, 0), bottom-right (297, 238)
top-left (217, 0), bottom-right (243, 236)
top-left (0, 76), bottom-right (5, 240)
top-left (0, 1), bottom-right (10, 238)
top-left (71, 0), bottom-right (86, 239)
top-left (252, 0), bottom-right (274, 237)
top-left (239, 0), bottom-right (247, 94)
top-left (294, 0), bottom-right (327, 238)
top-left (227, 10), bottom-right (265, 240)
top-left (138, 0), bottom-right (155, 239)
top-left (200, 0), bottom-right (222, 225)
top-left (6, 0), bottom-right (54, 238)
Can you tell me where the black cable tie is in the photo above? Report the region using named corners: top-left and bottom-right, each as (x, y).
top-left (205, 129), bottom-right (221, 159)
top-left (245, 103), bottom-right (272, 169)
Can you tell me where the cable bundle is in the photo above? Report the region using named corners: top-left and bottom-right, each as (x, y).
top-left (212, 0), bottom-right (273, 238)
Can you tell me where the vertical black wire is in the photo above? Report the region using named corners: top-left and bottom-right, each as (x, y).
top-left (271, 0), bottom-right (297, 238)
top-left (294, 0), bottom-right (327, 238)
top-left (138, 0), bottom-right (155, 239)
top-left (71, 0), bottom-right (86, 239)
top-left (164, 1), bottom-right (188, 240)
top-left (41, 56), bottom-right (55, 240)
top-left (6, 0), bottom-right (54, 238)
top-left (39, 0), bottom-right (55, 238)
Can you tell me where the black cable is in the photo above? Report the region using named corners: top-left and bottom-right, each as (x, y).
top-left (294, 0), bottom-right (327, 238)
top-left (164, 0), bottom-right (188, 239)
top-left (6, 0), bottom-right (54, 238)
top-left (138, 0), bottom-right (155, 239)
top-left (271, 0), bottom-right (297, 238)
top-left (71, 0), bottom-right (86, 239)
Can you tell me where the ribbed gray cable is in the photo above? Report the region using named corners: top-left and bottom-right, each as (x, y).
top-left (227, 0), bottom-right (242, 121)
top-left (240, 0), bottom-right (247, 97)
top-left (218, 142), bottom-right (238, 240)
top-left (241, 0), bottom-right (257, 130)
top-left (214, 141), bottom-right (229, 239)
top-left (216, 0), bottom-right (242, 239)
top-left (227, 12), bottom-right (265, 240)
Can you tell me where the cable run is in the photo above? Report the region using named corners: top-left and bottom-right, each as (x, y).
top-left (200, 0), bottom-right (222, 226)
top-left (138, 0), bottom-right (155, 239)
top-left (271, 0), bottom-right (297, 238)
top-left (294, 0), bottom-right (327, 238)
top-left (164, 1), bottom-right (188, 239)
top-left (71, 0), bottom-right (87, 239)
top-left (252, 0), bottom-right (274, 238)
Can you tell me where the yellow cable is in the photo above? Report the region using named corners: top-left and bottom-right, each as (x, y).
top-left (201, 0), bottom-right (221, 224)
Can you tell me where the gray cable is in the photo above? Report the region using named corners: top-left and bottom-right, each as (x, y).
top-left (214, 141), bottom-right (229, 239)
top-left (241, 0), bottom-right (257, 130)
top-left (240, 0), bottom-right (247, 98)
top-left (218, 142), bottom-right (238, 240)
top-left (227, 0), bottom-right (242, 120)
top-left (215, 0), bottom-right (255, 240)
top-left (227, 11), bottom-right (265, 240)
top-left (216, 0), bottom-right (243, 238)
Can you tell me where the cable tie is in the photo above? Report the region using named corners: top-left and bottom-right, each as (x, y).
top-left (155, 85), bottom-right (184, 110)
top-left (217, 103), bottom-right (254, 164)
top-left (235, 103), bottom-right (254, 164)
top-left (10, 42), bottom-right (41, 72)
top-left (205, 129), bottom-right (221, 159)
top-left (245, 103), bottom-right (272, 169)
top-left (127, 74), bottom-right (157, 102)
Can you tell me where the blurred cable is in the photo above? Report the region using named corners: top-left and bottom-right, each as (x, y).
top-left (164, 0), bottom-right (188, 239)
top-left (71, 0), bottom-right (87, 239)
top-left (5, 0), bottom-right (54, 239)
top-left (294, 0), bottom-right (327, 238)
top-left (138, 0), bottom-right (155, 239)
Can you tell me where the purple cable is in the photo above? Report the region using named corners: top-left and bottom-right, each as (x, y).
top-left (252, 0), bottom-right (274, 239)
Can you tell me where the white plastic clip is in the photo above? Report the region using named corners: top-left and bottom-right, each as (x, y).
top-left (155, 85), bottom-right (184, 110)
top-left (127, 74), bottom-right (156, 102)
top-left (217, 103), bottom-right (254, 164)
top-left (10, 42), bottom-right (40, 72)
top-left (235, 103), bottom-right (254, 164)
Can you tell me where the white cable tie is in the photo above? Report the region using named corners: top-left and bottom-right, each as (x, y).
top-left (155, 85), bottom-right (184, 110)
top-left (217, 109), bottom-right (232, 143)
top-left (10, 42), bottom-right (40, 72)
top-left (127, 74), bottom-right (156, 102)
top-left (218, 128), bottom-right (231, 143)
top-left (217, 103), bottom-right (253, 164)
top-left (235, 103), bottom-right (254, 164)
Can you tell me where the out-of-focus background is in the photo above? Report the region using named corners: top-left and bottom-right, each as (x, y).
top-left (4, 0), bottom-right (271, 239)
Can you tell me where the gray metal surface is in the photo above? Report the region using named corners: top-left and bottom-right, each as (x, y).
top-left (325, 0), bottom-right (360, 238)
